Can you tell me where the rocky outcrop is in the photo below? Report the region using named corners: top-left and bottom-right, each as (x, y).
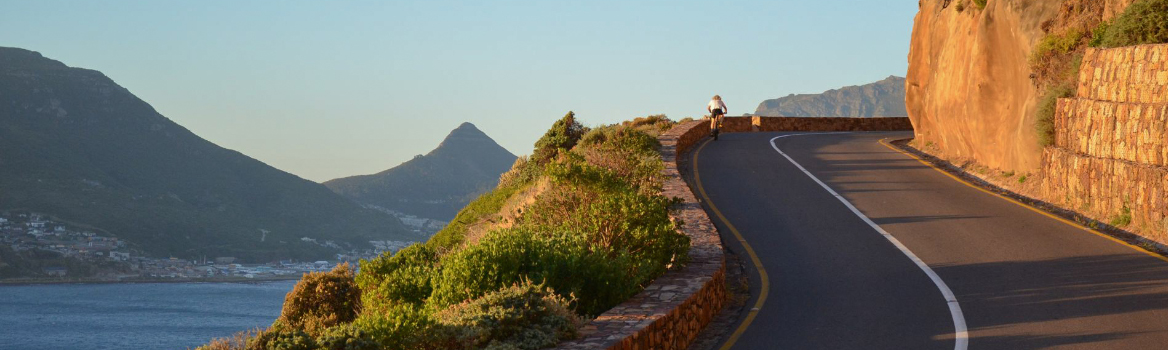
top-left (906, 0), bottom-right (1063, 172)
top-left (754, 76), bottom-right (907, 118)
top-left (906, 0), bottom-right (1144, 172)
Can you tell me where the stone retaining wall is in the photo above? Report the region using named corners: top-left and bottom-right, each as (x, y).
top-left (1041, 147), bottom-right (1168, 242)
top-left (1042, 43), bottom-right (1168, 245)
top-left (1078, 45), bottom-right (1168, 104)
top-left (1053, 98), bottom-right (1168, 166)
top-left (716, 116), bottom-right (913, 133)
top-left (553, 119), bottom-right (726, 350)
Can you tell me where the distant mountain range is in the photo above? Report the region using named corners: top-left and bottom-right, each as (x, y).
top-left (0, 47), bottom-right (423, 262)
top-left (324, 123), bottom-right (517, 222)
top-left (754, 76), bottom-right (907, 118)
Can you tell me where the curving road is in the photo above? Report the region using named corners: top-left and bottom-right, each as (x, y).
top-left (690, 131), bottom-right (1168, 350)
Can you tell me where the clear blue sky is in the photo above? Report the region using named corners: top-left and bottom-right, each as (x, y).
top-left (2, 0), bottom-right (918, 182)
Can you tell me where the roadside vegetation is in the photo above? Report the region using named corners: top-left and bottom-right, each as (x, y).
top-left (1030, 0), bottom-right (1168, 146)
top-left (196, 113), bottom-right (688, 350)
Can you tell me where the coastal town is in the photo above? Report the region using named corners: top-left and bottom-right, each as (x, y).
top-left (0, 212), bottom-right (421, 282)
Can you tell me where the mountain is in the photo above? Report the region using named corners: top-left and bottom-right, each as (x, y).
top-left (754, 76), bottom-right (908, 118)
top-left (0, 47), bottom-right (422, 262)
top-left (324, 123), bottom-right (517, 221)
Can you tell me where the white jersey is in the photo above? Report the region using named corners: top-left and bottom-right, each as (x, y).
top-left (708, 99), bottom-right (727, 112)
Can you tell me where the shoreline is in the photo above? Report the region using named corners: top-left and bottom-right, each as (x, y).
top-left (0, 275), bottom-right (303, 286)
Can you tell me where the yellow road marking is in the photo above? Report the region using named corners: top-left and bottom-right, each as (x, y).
top-left (691, 139), bottom-right (771, 350)
top-left (879, 138), bottom-right (1168, 264)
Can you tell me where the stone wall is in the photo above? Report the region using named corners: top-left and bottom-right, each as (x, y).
top-left (1078, 45), bottom-right (1168, 104)
top-left (553, 119), bottom-right (727, 350)
top-left (1053, 98), bottom-right (1168, 166)
top-left (1041, 43), bottom-right (1168, 244)
top-left (716, 116), bottom-right (913, 133)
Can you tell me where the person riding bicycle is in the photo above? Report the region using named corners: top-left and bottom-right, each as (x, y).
top-left (707, 95), bottom-right (727, 136)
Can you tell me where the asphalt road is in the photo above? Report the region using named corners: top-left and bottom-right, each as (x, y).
top-left (690, 131), bottom-right (1168, 350)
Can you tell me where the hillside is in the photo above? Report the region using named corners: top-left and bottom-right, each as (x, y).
top-left (754, 76), bottom-right (907, 117)
top-left (0, 47), bottom-right (422, 262)
top-left (323, 122), bottom-right (516, 221)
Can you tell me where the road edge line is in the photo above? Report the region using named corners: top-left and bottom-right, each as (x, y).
top-left (691, 138), bottom-right (771, 350)
top-left (770, 134), bottom-right (969, 350)
top-left (879, 138), bottom-right (1168, 264)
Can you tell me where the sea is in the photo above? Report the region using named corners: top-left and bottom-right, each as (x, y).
top-left (0, 280), bottom-right (296, 350)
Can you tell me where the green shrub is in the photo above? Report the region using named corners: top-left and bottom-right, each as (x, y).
top-left (275, 263), bottom-right (362, 337)
top-left (437, 281), bottom-right (583, 350)
top-left (1031, 28), bottom-right (1086, 66)
top-left (1090, 20), bottom-right (1112, 47)
top-left (251, 329), bottom-right (317, 350)
top-left (315, 324), bottom-right (380, 350)
top-left (531, 111), bottom-right (587, 165)
top-left (356, 244), bottom-right (439, 312)
top-left (351, 304), bottom-right (451, 350)
top-left (1095, 0), bottom-right (1168, 48)
top-left (1036, 84), bottom-right (1076, 146)
top-left (973, 0), bottom-right (987, 9)
top-left (1111, 204), bottom-right (1133, 227)
top-left (956, 1), bottom-right (966, 12)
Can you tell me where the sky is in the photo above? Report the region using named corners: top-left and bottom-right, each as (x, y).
top-left (1, 0), bottom-right (919, 182)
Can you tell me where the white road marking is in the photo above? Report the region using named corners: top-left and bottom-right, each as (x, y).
top-left (769, 133), bottom-right (969, 350)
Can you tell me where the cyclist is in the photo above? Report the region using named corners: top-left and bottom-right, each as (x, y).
top-left (707, 95), bottom-right (727, 138)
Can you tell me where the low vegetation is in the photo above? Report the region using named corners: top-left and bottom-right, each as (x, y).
top-left (1091, 0), bottom-right (1168, 48)
top-left (1029, 0), bottom-right (1168, 147)
top-left (197, 113), bottom-right (688, 350)
top-left (1035, 84), bottom-right (1075, 146)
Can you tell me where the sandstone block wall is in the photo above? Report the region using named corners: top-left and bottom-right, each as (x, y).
top-left (1053, 98), bottom-right (1168, 166)
top-left (1042, 43), bottom-right (1168, 243)
top-left (1042, 148), bottom-right (1168, 242)
top-left (1078, 46), bottom-right (1168, 104)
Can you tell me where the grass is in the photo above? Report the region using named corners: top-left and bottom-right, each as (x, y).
top-left (1017, 174), bottom-right (1029, 184)
top-left (1110, 204), bottom-right (1133, 227)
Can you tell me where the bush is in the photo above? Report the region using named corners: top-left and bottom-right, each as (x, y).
top-left (351, 304), bottom-right (451, 350)
top-left (531, 112), bottom-right (587, 165)
top-left (275, 263), bottom-right (362, 337)
top-left (1095, 0), bottom-right (1168, 48)
top-left (315, 324), bottom-right (381, 350)
top-left (356, 244), bottom-right (438, 312)
top-left (251, 329), bottom-right (317, 350)
top-left (437, 281), bottom-right (583, 350)
top-left (973, 0), bottom-right (987, 9)
top-left (1036, 84), bottom-right (1076, 146)
top-left (1031, 28), bottom-right (1086, 67)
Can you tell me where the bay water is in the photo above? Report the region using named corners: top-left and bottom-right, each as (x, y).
top-left (0, 280), bottom-right (295, 350)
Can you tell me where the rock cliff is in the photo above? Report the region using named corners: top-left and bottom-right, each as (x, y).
top-left (906, 0), bottom-right (1138, 171)
top-left (906, 0), bottom-right (1060, 171)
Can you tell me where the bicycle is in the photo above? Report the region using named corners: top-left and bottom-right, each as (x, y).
top-left (710, 114), bottom-right (724, 140)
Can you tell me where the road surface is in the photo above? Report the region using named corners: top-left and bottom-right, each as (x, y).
top-left (690, 131), bottom-right (1168, 350)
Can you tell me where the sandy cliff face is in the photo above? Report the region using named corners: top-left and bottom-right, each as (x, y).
top-left (906, 0), bottom-right (1140, 172)
top-left (906, 0), bottom-right (1061, 171)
